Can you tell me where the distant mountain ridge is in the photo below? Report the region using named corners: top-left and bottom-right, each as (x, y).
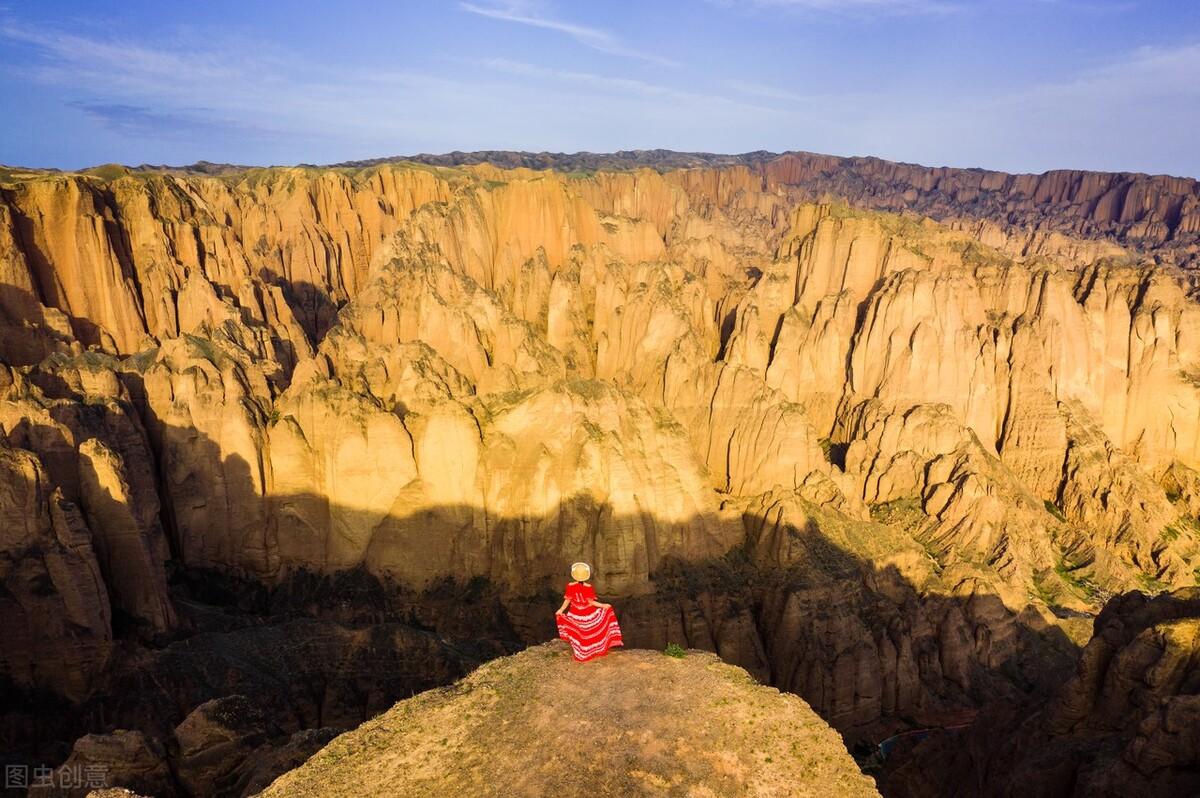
top-left (333, 148), bottom-right (1199, 181)
top-left (27, 148), bottom-right (1196, 273)
top-left (13, 148), bottom-right (1199, 265)
top-left (364, 150), bottom-right (1200, 273)
top-left (335, 148), bottom-right (779, 172)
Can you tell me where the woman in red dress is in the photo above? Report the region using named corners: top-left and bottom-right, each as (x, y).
top-left (555, 562), bottom-right (623, 662)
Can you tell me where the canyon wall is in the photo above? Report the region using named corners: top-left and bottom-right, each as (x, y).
top-left (392, 149), bottom-right (1200, 274)
top-left (883, 587), bottom-right (1200, 798)
top-left (1, 156), bottom-right (1200, 794)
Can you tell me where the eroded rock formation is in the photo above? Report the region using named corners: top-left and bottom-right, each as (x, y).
top-left (882, 588), bottom-right (1200, 798)
top-left (388, 150), bottom-right (1200, 274)
top-left (0, 153), bottom-right (1198, 796)
top-left (0, 437), bottom-right (111, 701)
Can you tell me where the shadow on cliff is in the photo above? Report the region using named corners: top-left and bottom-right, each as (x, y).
top-left (0, 283), bottom-right (112, 366)
top-left (0, 256), bottom-right (344, 374)
top-left (879, 588), bottom-right (1200, 798)
top-left (263, 278), bottom-right (343, 347)
top-left (0, 382), bottom-right (1084, 793)
top-left (1, 436), bottom-right (1083, 797)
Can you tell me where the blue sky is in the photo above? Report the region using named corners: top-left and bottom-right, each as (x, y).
top-left (1, 0), bottom-right (1198, 176)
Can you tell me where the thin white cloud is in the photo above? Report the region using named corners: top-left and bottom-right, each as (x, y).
top-left (950, 41), bottom-right (1200, 175)
top-left (791, 40), bottom-right (1200, 176)
top-left (1014, 42), bottom-right (1200, 104)
top-left (1, 11), bottom-right (1196, 177)
top-left (721, 79), bottom-right (811, 103)
top-left (481, 58), bottom-right (770, 109)
top-left (460, 1), bottom-right (677, 66)
top-left (0, 16), bottom-right (490, 157)
top-left (0, 15), bottom-right (787, 166)
top-left (718, 0), bottom-right (960, 16)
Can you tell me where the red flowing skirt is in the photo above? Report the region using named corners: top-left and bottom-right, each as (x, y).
top-left (557, 605), bottom-right (623, 662)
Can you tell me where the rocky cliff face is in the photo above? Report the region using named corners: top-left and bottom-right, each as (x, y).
top-left (0, 436), bottom-right (111, 702)
top-left (759, 153), bottom-right (1200, 271)
top-left (1, 156), bottom-right (1199, 795)
top-left (882, 588), bottom-right (1200, 798)
top-left (381, 150), bottom-right (1200, 275)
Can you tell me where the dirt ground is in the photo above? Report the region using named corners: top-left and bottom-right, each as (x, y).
top-left (258, 642), bottom-right (880, 797)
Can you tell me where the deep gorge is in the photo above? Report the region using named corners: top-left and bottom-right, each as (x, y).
top-left (2, 152), bottom-right (1200, 796)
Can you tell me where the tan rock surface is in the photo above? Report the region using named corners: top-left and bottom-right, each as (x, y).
top-left (1, 162), bottom-right (1198, 656)
top-left (258, 642), bottom-right (881, 798)
top-left (2, 159), bottom-right (1200, 793)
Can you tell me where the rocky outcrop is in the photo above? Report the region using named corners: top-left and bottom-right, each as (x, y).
top-left (0, 357), bottom-right (176, 632)
top-left (23, 697), bottom-right (339, 798)
top-left (259, 642), bottom-right (881, 798)
top-left (170, 696), bottom-right (337, 798)
top-left (882, 588), bottom-right (1200, 798)
top-left (29, 730), bottom-right (172, 798)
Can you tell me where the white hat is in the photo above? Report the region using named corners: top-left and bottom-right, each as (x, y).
top-left (570, 562), bottom-right (591, 581)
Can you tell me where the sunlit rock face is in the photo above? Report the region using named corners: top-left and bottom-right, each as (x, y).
top-left (1, 155), bottom-right (1200, 792)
